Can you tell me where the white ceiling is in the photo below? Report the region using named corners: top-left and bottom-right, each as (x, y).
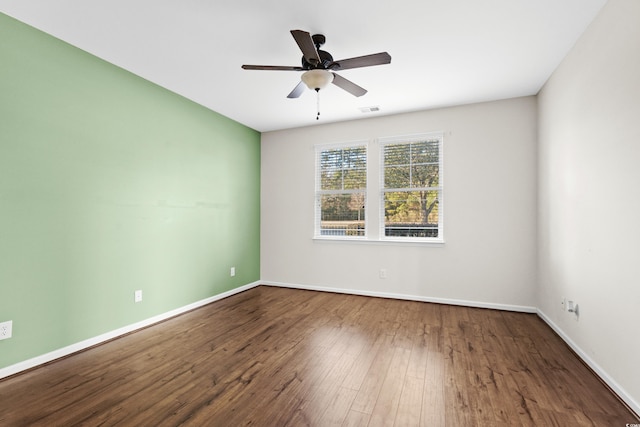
top-left (1, 0), bottom-right (607, 132)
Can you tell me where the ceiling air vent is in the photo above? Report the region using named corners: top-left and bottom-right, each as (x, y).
top-left (359, 106), bottom-right (380, 113)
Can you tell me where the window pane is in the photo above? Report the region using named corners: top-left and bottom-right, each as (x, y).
top-left (343, 147), bottom-right (366, 169)
top-left (384, 190), bottom-right (439, 237)
top-left (411, 140), bottom-right (439, 164)
top-left (384, 165), bottom-right (410, 188)
top-left (384, 143), bottom-right (410, 166)
top-left (320, 170), bottom-right (340, 190)
top-left (320, 193), bottom-right (366, 236)
top-left (411, 163), bottom-right (439, 187)
top-left (383, 141), bottom-right (439, 189)
top-left (344, 168), bottom-right (366, 190)
top-left (320, 146), bottom-right (366, 190)
top-left (320, 149), bottom-right (343, 169)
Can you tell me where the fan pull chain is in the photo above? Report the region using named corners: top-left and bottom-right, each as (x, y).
top-left (316, 89), bottom-right (321, 120)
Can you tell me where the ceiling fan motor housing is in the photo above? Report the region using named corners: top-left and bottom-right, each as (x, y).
top-left (302, 49), bottom-right (334, 70)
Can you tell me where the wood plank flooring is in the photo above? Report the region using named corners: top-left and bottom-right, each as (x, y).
top-left (0, 286), bottom-right (637, 426)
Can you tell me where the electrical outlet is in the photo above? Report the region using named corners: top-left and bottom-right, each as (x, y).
top-left (134, 290), bottom-right (143, 303)
top-left (379, 269), bottom-right (387, 279)
top-left (230, 267), bottom-right (236, 277)
top-left (0, 321), bottom-right (13, 340)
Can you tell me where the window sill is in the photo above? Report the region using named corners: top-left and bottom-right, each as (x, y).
top-left (312, 236), bottom-right (445, 246)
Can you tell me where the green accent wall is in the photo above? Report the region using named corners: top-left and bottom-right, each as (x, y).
top-left (0, 13), bottom-right (260, 369)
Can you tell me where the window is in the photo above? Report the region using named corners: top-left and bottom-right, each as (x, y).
top-left (315, 143), bottom-right (367, 238)
top-left (314, 133), bottom-right (443, 243)
top-left (380, 133), bottom-right (443, 241)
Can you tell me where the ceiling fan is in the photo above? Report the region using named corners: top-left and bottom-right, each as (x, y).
top-left (242, 30), bottom-right (391, 100)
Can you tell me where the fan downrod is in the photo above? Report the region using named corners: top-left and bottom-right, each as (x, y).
top-left (311, 34), bottom-right (326, 48)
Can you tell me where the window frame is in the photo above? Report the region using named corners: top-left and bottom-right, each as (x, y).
top-left (314, 141), bottom-right (369, 240)
top-left (379, 133), bottom-right (444, 243)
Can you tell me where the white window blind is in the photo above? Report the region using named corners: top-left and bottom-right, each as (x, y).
top-left (315, 143), bottom-right (367, 238)
top-left (380, 134), bottom-right (443, 241)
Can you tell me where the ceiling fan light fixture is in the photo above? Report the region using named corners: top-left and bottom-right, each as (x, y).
top-left (301, 69), bottom-right (334, 91)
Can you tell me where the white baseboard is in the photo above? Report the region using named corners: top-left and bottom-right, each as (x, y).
top-left (537, 309), bottom-right (639, 417)
top-left (0, 281), bottom-right (260, 380)
top-left (261, 280), bottom-right (537, 313)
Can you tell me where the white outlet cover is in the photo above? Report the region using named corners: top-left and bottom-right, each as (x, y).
top-left (134, 290), bottom-right (143, 303)
top-left (0, 320), bottom-right (12, 340)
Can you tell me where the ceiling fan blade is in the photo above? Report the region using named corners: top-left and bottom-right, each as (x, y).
top-left (287, 81), bottom-right (306, 99)
top-left (242, 65), bottom-right (304, 71)
top-left (290, 30), bottom-right (321, 66)
top-left (332, 52), bottom-right (391, 70)
top-left (331, 73), bottom-right (367, 97)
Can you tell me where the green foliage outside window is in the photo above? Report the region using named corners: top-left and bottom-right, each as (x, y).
top-left (383, 139), bottom-right (441, 238)
top-left (318, 146), bottom-right (366, 236)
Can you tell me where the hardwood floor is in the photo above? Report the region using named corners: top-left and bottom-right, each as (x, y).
top-left (0, 286), bottom-right (636, 426)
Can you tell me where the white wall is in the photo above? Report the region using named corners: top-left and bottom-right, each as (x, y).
top-left (262, 97), bottom-right (538, 310)
top-left (538, 0), bottom-right (640, 412)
